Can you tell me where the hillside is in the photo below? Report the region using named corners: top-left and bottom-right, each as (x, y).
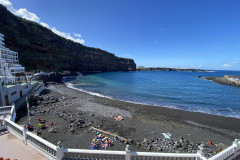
top-left (0, 4), bottom-right (136, 72)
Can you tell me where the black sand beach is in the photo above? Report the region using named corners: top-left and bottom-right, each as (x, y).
top-left (16, 82), bottom-right (240, 156)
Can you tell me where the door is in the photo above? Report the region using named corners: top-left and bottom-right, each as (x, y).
top-left (20, 90), bottom-right (22, 97)
top-left (5, 95), bottom-right (9, 106)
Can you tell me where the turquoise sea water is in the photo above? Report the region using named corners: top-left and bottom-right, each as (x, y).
top-left (63, 71), bottom-right (240, 119)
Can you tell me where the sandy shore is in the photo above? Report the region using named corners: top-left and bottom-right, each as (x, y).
top-left (16, 82), bottom-right (240, 155)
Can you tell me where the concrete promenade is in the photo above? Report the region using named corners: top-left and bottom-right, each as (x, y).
top-left (0, 133), bottom-right (47, 160)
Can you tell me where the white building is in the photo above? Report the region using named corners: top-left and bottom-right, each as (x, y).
top-left (0, 33), bottom-right (25, 84)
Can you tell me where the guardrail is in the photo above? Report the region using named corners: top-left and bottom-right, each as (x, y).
top-left (4, 118), bottom-right (57, 160)
top-left (5, 118), bottom-right (24, 140)
top-left (10, 104), bottom-right (16, 122)
top-left (34, 81), bottom-right (45, 95)
top-left (26, 131), bottom-right (57, 160)
top-left (130, 151), bottom-right (202, 160)
top-left (208, 140), bottom-right (240, 160)
top-left (1, 105), bottom-right (240, 160)
top-left (62, 148), bottom-right (126, 160)
top-left (61, 146), bottom-right (203, 160)
top-left (0, 106), bottom-right (12, 114)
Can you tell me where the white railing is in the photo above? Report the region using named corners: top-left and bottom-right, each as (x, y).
top-left (208, 140), bottom-right (240, 160)
top-left (1, 104), bottom-right (240, 160)
top-left (130, 151), bottom-right (202, 160)
top-left (26, 131), bottom-right (57, 160)
top-left (10, 104), bottom-right (16, 122)
top-left (0, 104), bottom-right (16, 122)
top-left (61, 147), bottom-right (203, 160)
top-left (3, 118), bottom-right (57, 160)
top-left (4, 118), bottom-right (24, 140)
top-left (62, 148), bottom-right (126, 160)
top-left (0, 105), bottom-right (12, 114)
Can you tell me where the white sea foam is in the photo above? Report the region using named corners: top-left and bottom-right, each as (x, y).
top-left (63, 77), bottom-right (240, 119)
top-left (65, 82), bottom-right (113, 99)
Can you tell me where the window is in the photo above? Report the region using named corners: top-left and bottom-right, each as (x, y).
top-left (11, 91), bottom-right (17, 96)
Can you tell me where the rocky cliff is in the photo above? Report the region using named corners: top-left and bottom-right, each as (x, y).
top-left (0, 4), bottom-right (136, 72)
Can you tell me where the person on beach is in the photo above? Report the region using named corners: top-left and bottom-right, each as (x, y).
top-left (102, 143), bottom-right (108, 149)
top-left (91, 143), bottom-right (101, 150)
top-left (207, 139), bottom-right (217, 146)
top-left (38, 118), bottom-right (45, 123)
top-left (26, 123), bottom-right (33, 131)
top-left (50, 122), bottom-right (54, 127)
top-left (39, 123), bottom-right (45, 129)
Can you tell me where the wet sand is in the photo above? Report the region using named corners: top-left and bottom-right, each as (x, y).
top-left (16, 82), bottom-right (240, 154)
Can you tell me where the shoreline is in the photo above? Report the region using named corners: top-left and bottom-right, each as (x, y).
top-left (65, 79), bottom-right (240, 119)
top-left (16, 82), bottom-right (240, 154)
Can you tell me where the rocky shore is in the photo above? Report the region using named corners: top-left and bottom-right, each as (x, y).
top-left (136, 67), bottom-right (208, 72)
top-left (203, 75), bottom-right (240, 87)
top-left (16, 82), bottom-right (240, 157)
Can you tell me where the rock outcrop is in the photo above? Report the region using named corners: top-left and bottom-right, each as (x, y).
top-left (137, 67), bottom-right (208, 72)
top-left (0, 4), bottom-right (136, 72)
top-left (203, 75), bottom-right (240, 87)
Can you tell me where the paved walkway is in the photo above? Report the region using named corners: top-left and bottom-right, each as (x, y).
top-left (0, 133), bottom-right (47, 160)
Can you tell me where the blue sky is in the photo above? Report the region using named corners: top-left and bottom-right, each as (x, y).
top-left (1, 0), bottom-right (240, 70)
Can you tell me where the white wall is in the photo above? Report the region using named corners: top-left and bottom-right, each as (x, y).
top-left (0, 82), bottom-right (38, 106)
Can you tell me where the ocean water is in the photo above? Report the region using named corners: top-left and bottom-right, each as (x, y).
top-left (63, 71), bottom-right (240, 119)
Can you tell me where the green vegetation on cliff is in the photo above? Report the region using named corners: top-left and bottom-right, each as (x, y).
top-left (0, 4), bottom-right (136, 72)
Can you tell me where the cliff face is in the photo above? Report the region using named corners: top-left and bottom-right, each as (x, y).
top-left (0, 5), bottom-right (136, 72)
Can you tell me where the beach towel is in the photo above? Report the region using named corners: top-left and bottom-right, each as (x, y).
top-left (162, 133), bottom-right (170, 139)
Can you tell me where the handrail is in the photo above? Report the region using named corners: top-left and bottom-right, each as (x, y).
top-left (4, 117), bottom-right (24, 131)
top-left (131, 151), bottom-right (201, 158)
top-left (10, 105), bottom-right (15, 115)
top-left (10, 104), bottom-right (16, 122)
top-left (26, 131), bottom-right (57, 151)
top-left (63, 148), bottom-right (126, 155)
top-left (0, 106), bottom-right (12, 113)
top-left (35, 81), bottom-right (44, 91)
top-left (208, 143), bottom-right (237, 160)
top-left (0, 106), bottom-right (12, 109)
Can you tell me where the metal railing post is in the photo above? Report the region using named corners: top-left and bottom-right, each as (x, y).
top-left (56, 141), bottom-right (64, 160)
top-left (125, 145), bottom-right (131, 160)
top-left (23, 128), bottom-right (28, 144)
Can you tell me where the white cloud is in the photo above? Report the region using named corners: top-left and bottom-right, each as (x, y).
top-left (223, 61), bottom-right (240, 68)
top-left (17, 8), bottom-right (40, 22)
top-left (40, 22), bottom-right (50, 29)
top-left (0, 0), bottom-right (85, 44)
top-left (223, 64), bottom-right (232, 67)
top-left (198, 65), bottom-right (203, 67)
top-left (74, 33), bottom-right (81, 38)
